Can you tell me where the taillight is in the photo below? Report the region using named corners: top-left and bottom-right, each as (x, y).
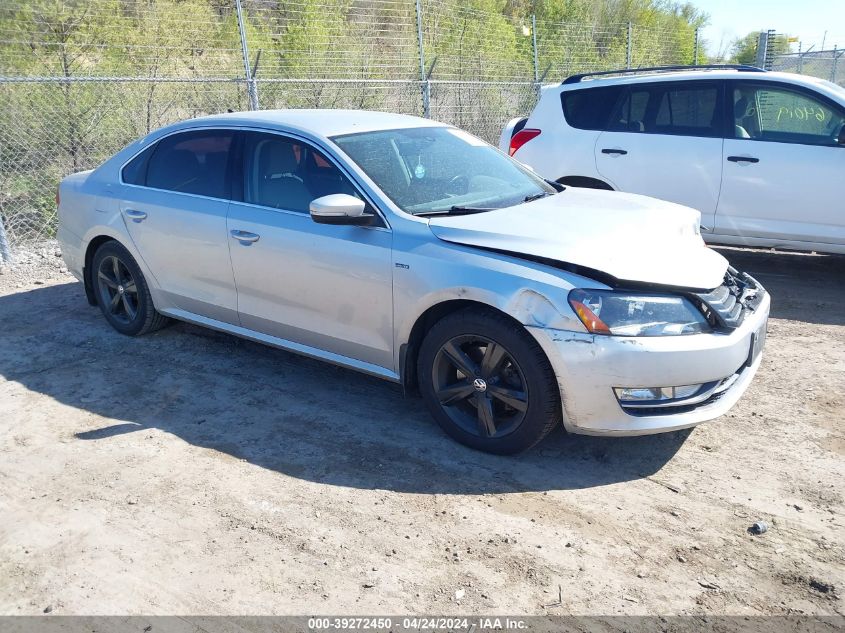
top-left (509, 128), bottom-right (541, 156)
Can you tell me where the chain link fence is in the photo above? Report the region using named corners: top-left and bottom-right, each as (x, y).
top-left (771, 49), bottom-right (844, 86)
top-left (0, 0), bottom-right (703, 257)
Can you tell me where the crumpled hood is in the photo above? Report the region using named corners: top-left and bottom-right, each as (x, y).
top-left (428, 187), bottom-right (728, 290)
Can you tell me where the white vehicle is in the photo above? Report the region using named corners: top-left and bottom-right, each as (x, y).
top-left (58, 110), bottom-right (769, 454)
top-left (501, 65), bottom-right (845, 254)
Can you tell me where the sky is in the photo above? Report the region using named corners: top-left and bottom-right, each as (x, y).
top-left (693, 0), bottom-right (845, 56)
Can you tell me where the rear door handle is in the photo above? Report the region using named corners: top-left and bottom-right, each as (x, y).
top-left (230, 229), bottom-right (260, 244)
top-left (601, 148), bottom-right (628, 156)
top-left (727, 155), bottom-right (759, 164)
top-left (124, 209), bottom-right (147, 222)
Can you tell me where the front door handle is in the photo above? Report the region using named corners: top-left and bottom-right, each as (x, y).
top-left (727, 155), bottom-right (759, 164)
top-left (230, 229), bottom-right (260, 244)
top-left (601, 148), bottom-right (628, 156)
top-left (124, 209), bottom-right (147, 222)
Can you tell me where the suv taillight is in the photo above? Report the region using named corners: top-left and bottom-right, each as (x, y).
top-left (509, 128), bottom-right (541, 156)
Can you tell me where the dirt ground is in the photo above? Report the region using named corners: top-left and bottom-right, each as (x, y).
top-left (0, 243), bottom-right (842, 616)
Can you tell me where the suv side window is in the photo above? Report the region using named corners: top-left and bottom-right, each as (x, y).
top-left (732, 82), bottom-right (845, 146)
top-left (610, 82), bottom-right (722, 138)
top-left (612, 89), bottom-right (649, 132)
top-left (561, 86), bottom-right (624, 131)
top-left (242, 131), bottom-right (371, 217)
top-left (144, 129), bottom-right (234, 198)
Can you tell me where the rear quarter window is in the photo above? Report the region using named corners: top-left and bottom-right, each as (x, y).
top-left (121, 144), bottom-right (155, 185)
top-left (561, 86), bottom-right (624, 131)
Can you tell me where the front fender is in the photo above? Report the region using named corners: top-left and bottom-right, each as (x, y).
top-left (392, 238), bottom-right (596, 379)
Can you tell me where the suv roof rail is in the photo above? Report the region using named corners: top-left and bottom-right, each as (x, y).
top-left (562, 64), bottom-right (765, 85)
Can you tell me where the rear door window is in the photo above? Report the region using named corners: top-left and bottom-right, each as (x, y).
top-left (610, 88), bottom-right (649, 132)
top-left (561, 86), bottom-right (624, 130)
top-left (653, 84), bottom-right (721, 136)
top-left (609, 81), bottom-right (724, 138)
top-left (144, 129), bottom-right (234, 199)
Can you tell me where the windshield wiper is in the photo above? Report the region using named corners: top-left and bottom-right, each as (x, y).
top-left (416, 205), bottom-right (496, 217)
top-left (524, 191), bottom-right (553, 203)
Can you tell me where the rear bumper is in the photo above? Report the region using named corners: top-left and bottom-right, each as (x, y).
top-left (528, 291), bottom-right (770, 436)
top-left (57, 224), bottom-right (84, 282)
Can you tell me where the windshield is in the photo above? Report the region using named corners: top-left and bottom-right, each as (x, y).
top-left (331, 126), bottom-right (555, 215)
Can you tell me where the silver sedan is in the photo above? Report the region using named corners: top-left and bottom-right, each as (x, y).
top-left (57, 110), bottom-right (769, 454)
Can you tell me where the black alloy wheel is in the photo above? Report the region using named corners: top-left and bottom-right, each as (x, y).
top-left (432, 334), bottom-right (529, 439)
top-left (97, 254), bottom-right (139, 325)
top-left (91, 241), bottom-right (169, 336)
top-left (418, 308), bottom-right (561, 454)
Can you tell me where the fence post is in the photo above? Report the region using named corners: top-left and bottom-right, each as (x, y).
top-left (755, 31), bottom-right (769, 69)
top-left (832, 46), bottom-right (839, 83)
top-left (531, 15), bottom-right (539, 83)
top-left (693, 28), bottom-right (700, 65)
top-left (531, 14), bottom-right (541, 99)
top-left (235, 0), bottom-right (259, 110)
top-left (0, 214), bottom-right (11, 265)
top-left (626, 22), bottom-right (633, 68)
top-left (414, 0), bottom-right (430, 118)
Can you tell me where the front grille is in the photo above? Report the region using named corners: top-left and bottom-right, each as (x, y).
top-left (693, 268), bottom-right (764, 330)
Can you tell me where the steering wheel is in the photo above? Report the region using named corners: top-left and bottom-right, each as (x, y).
top-left (445, 174), bottom-right (469, 196)
top-left (832, 121), bottom-right (845, 145)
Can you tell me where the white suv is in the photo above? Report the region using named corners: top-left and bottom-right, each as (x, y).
top-left (501, 65), bottom-right (845, 254)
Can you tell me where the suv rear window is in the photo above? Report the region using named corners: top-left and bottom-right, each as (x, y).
top-left (561, 86), bottom-right (624, 130)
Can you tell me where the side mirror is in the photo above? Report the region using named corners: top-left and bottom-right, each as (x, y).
top-left (838, 126), bottom-right (845, 146)
top-left (309, 194), bottom-right (374, 226)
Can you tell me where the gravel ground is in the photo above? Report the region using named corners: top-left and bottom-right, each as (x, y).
top-left (0, 243), bottom-right (842, 616)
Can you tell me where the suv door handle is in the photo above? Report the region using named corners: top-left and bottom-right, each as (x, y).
top-left (601, 148), bottom-right (628, 156)
top-left (124, 209), bottom-right (147, 222)
top-left (727, 155), bottom-right (759, 164)
top-left (230, 229), bottom-right (260, 244)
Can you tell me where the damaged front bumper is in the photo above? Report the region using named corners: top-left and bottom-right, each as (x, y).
top-left (527, 290), bottom-right (770, 436)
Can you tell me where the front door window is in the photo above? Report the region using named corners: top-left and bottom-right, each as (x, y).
top-left (732, 83), bottom-right (845, 146)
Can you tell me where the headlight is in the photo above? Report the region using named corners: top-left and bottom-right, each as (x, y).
top-left (568, 289), bottom-right (709, 337)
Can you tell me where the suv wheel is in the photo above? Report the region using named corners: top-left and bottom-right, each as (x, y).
top-left (418, 308), bottom-right (561, 454)
top-left (92, 241), bottom-right (168, 336)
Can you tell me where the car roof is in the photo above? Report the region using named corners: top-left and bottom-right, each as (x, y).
top-left (170, 109), bottom-right (446, 139)
top-left (558, 69), bottom-right (833, 90)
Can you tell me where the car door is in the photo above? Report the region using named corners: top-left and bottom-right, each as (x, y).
top-left (594, 80), bottom-right (725, 230)
top-left (118, 128), bottom-right (239, 324)
top-left (226, 130), bottom-right (394, 371)
top-left (716, 80), bottom-right (845, 245)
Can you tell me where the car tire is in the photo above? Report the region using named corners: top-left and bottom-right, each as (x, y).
top-left (418, 307), bottom-right (561, 454)
top-left (92, 241), bottom-right (169, 336)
